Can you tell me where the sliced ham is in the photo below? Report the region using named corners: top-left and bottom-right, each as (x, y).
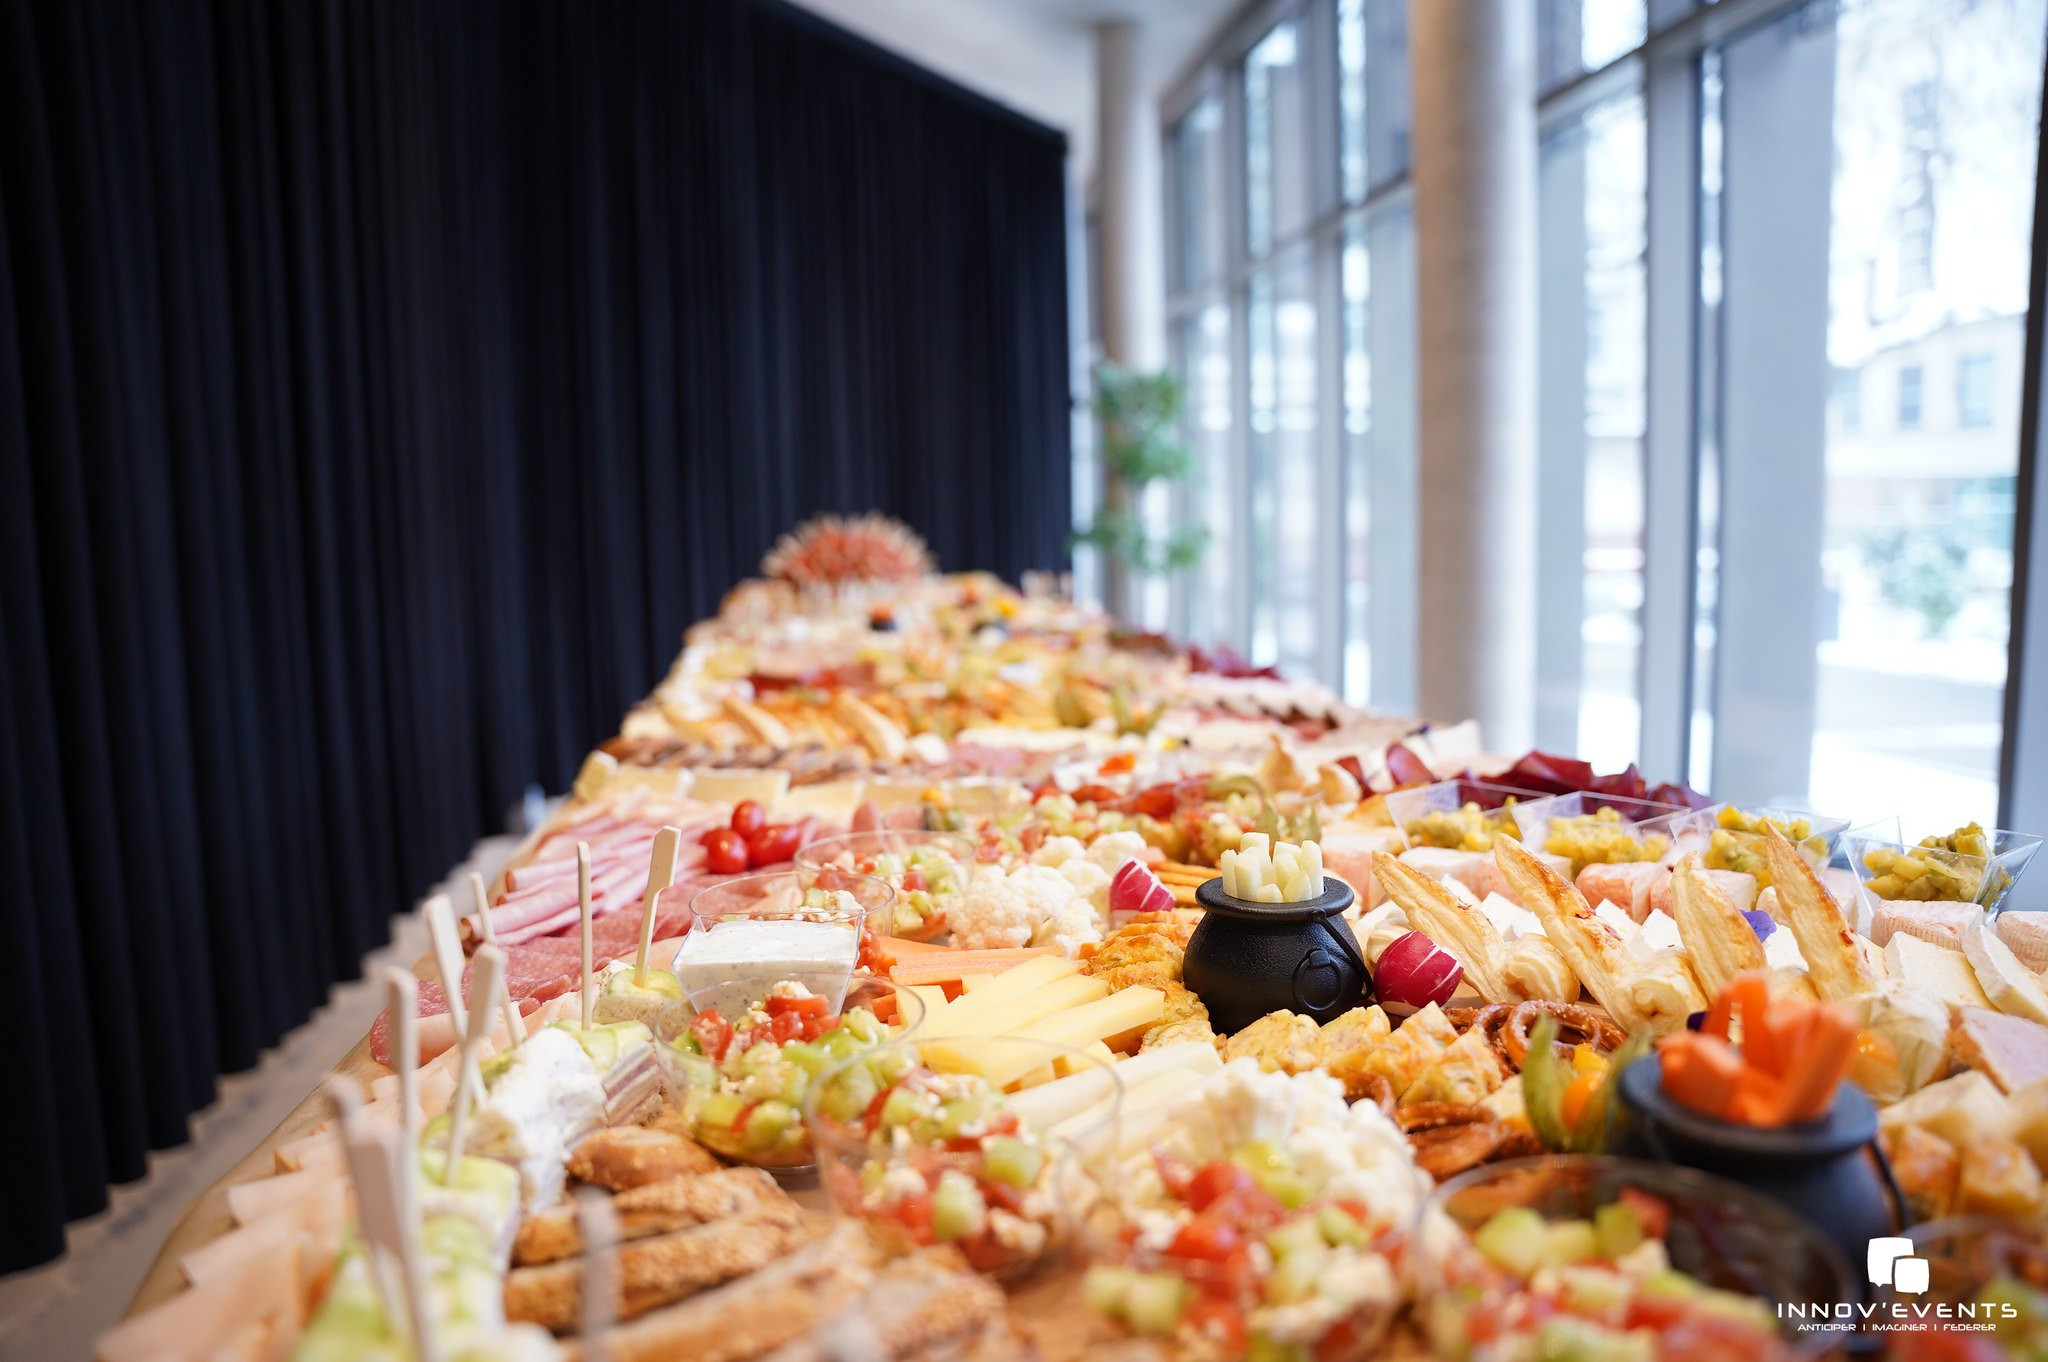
top-left (1577, 862), bottom-right (1668, 921)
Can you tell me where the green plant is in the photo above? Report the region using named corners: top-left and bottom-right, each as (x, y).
top-left (1071, 363), bottom-right (1209, 576)
top-left (1861, 526), bottom-right (1970, 638)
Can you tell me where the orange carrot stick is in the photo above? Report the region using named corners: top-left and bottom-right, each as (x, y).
top-left (1659, 1032), bottom-right (1745, 1118)
top-left (1783, 1003), bottom-right (1861, 1121)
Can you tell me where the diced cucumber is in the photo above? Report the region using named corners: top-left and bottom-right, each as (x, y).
top-left (1265, 1248), bottom-right (1327, 1305)
top-left (1593, 1203), bottom-right (1644, 1261)
top-left (1246, 1336), bottom-right (1309, 1362)
top-left (1474, 1207), bottom-right (1550, 1278)
top-left (1122, 1273), bottom-right (1190, 1337)
top-left (872, 1045), bottom-right (918, 1083)
top-left (693, 1091), bottom-right (747, 1134)
top-left (1558, 1265), bottom-right (1631, 1316)
top-left (1640, 1269), bottom-right (1703, 1301)
top-left (937, 1093), bottom-right (993, 1139)
top-left (983, 1136), bottom-right (1043, 1189)
top-left (1545, 1218), bottom-right (1600, 1265)
top-left (742, 1100), bottom-right (795, 1151)
top-left (931, 1170), bottom-right (987, 1242)
top-left (819, 1065), bottom-right (879, 1123)
top-left (1265, 1216), bottom-right (1327, 1262)
top-left (1083, 1265), bottom-right (1137, 1317)
top-left (881, 1086), bottom-right (927, 1130)
top-left (1317, 1204), bottom-right (1371, 1248)
top-left (1535, 1317), bottom-right (1654, 1362)
top-left (1235, 1140), bottom-right (1314, 1209)
top-left (782, 1041), bottom-right (830, 1075)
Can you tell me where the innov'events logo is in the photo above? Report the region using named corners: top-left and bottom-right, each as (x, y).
top-left (1774, 1237), bottom-right (2017, 1334)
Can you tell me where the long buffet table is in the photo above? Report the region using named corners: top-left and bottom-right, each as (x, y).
top-left (104, 533), bottom-right (2048, 1362)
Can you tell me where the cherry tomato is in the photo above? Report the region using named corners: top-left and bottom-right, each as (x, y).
top-left (1129, 784), bottom-right (1179, 819)
top-left (689, 1008), bottom-right (734, 1062)
top-left (730, 799), bottom-right (767, 837)
top-left (765, 991), bottom-right (830, 1018)
top-left (747, 823), bottom-right (803, 867)
top-left (702, 827), bottom-right (749, 874)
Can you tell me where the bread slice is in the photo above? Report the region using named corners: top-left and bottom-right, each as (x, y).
top-left (568, 1125), bottom-right (720, 1191)
top-left (564, 1220), bottom-right (879, 1362)
top-left (1951, 1007), bottom-right (2048, 1094)
top-left (507, 1204), bottom-right (817, 1332)
top-left (514, 1166), bottom-right (790, 1265)
top-left (756, 1247), bottom-right (1013, 1362)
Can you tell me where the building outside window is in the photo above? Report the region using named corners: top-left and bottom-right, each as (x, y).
top-left (1958, 351), bottom-right (1995, 428)
top-left (1898, 363), bottom-right (1924, 430)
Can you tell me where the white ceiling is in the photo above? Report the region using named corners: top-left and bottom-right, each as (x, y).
top-left (785, 0), bottom-right (1244, 177)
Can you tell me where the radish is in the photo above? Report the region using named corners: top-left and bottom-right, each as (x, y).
top-left (1109, 860), bottom-right (1175, 918)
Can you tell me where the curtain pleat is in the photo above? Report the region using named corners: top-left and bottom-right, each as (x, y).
top-left (0, 0), bottom-right (1071, 1273)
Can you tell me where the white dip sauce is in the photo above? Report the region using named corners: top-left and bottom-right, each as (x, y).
top-left (674, 918), bottom-right (859, 1016)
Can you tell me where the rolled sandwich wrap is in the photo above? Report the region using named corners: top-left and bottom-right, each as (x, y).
top-left (1497, 936), bottom-right (1580, 1003)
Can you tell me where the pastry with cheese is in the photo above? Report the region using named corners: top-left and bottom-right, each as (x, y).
top-left (1400, 1025), bottom-right (1508, 1107)
top-left (1362, 1003), bottom-right (1458, 1092)
top-left (1220, 1010), bottom-right (1323, 1074)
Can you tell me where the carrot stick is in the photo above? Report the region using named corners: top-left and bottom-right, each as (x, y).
top-left (1659, 1032), bottom-right (1744, 1118)
top-left (1784, 1003), bottom-right (1861, 1122)
top-left (888, 949), bottom-right (1056, 985)
top-left (1729, 972), bottom-right (1771, 1055)
top-left (1726, 1065), bottom-right (1790, 1126)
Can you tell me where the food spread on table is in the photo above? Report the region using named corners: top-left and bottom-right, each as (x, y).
top-left (99, 517), bottom-right (2048, 1362)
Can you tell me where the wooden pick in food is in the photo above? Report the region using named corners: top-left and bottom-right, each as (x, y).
top-left (423, 894), bottom-right (469, 1038)
top-left (634, 826), bottom-right (683, 983)
top-left (471, 872), bottom-right (526, 1045)
top-left (442, 944), bottom-right (506, 1188)
top-left (579, 841), bottom-right (595, 1029)
top-left (327, 1079), bottom-right (438, 1362)
top-left (576, 1185), bottom-right (623, 1362)
top-left (382, 968), bottom-right (420, 1152)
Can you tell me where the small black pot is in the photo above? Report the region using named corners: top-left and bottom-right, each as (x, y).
top-left (1182, 878), bottom-right (1373, 1034)
top-left (1616, 1054), bottom-right (1907, 1289)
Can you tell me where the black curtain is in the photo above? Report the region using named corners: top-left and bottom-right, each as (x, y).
top-left (0, 0), bottom-right (1070, 1272)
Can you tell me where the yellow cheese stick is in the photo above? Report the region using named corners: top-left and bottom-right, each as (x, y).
top-left (925, 989), bottom-right (1166, 1087)
top-left (921, 968), bottom-right (1102, 1041)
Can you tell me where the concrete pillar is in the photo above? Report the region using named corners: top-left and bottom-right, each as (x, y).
top-left (1410, 0), bottom-right (1539, 750)
top-left (1093, 20), bottom-right (1165, 622)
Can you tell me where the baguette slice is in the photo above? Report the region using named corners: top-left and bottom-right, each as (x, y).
top-left (1764, 826), bottom-right (1878, 1002)
top-left (1494, 835), bottom-right (1644, 1030)
top-left (1371, 851), bottom-right (1506, 1000)
top-left (565, 1219), bottom-right (878, 1362)
top-left (515, 1167), bottom-right (790, 1265)
top-left (1671, 853), bottom-right (1767, 999)
top-left (756, 1247), bottom-right (1014, 1362)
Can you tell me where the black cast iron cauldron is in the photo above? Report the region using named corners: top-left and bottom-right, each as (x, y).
top-left (1182, 877), bottom-right (1374, 1034)
top-left (1616, 1053), bottom-right (1907, 1291)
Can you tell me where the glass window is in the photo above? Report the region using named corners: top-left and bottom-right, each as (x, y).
top-left (1832, 368), bottom-right (1862, 433)
top-left (1958, 352), bottom-right (1994, 427)
top-left (1247, 251), bottom-right (1320, 674)
top-left (1539, 0), bottom-right (1649, 90)
top-left (1170, 97), bottom-right (1226, 293)
top-left (1701, 0), bottom-right (2044, 827)
top-left (1179, 304), bottom-right (1237, 646)
top-left (1245, 23), bottom-right (1312, 256)
top-left (1337, 0), bottom-right (1412, 201)
top-left (1539, 93), bottom-right (1649, 768)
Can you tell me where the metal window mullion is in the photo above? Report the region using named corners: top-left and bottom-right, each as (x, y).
top-left (1224, 49), bottom-right (1256, 653)
top-left (1637, 39), bottom-right (1703, 784)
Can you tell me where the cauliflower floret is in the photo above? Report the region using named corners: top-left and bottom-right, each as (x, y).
top-left (1085, 830), bottom-right (1149, 877)
top-left (1031, 836), bottom-right (1087, 869)
top-left (949, 865), bottom-right (1103, 955)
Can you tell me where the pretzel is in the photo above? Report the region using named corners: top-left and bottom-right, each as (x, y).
top-left (1352, 1073), bottom-right (1397, 1121)
top-left (1502, 1001), bottom-right (1625, 1069)
top-left (1406, 1117), bottom-right (1508, 1180)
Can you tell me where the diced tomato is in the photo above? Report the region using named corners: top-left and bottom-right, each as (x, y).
top-left (1314, 1316), bottom-right (1361, 1362)
top-left (690, 1009), bottom-right (734, 1061)
top-left (1657, 1311), bottom-right (1790, 1362)
top-left (983, 1179), bottom-right (1025, 1214)
top-left (901, 868), bottom-right (927, 892)
top-left (1167, 1214), bottom-right (1243, 1263)
top-left (1617, 1187), bottom-right (1670, 1239)
top-left (1183, 1298), bottom-right (1247, 1355)
top-left (1464, 1311), bottom-right (1502, 1345)
top-left (860, 1087), bottom-right (892, 1133)
top-left (730, 799), bottom-right (766, 837)
top-left (1099, 752), bottom-right (1137, 775)
top-left (1153, 1152), bottom-right (1196, 1199)
top-left (1071, 783), bottom-right (1120, 805)
top-left (765, 991), bottom-right (830, 1019)
top-left (799, 1012), bottom-right (834, 1041)
top-left (857, 924), bottom-right (892, 973)
top-left (889, 1190), bottom-right (934, 1241)
top-left (1129, 784), bottom-right (1179, 819)
top-left (766, 1010), bottom-right (804, 1044)
top-left (981, 1110), bottom-right (1019, 1137)
top-left (1182, 1162), bottom-right (1257, 1212)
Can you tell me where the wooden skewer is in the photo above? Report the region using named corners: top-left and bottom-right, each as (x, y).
top-left (423, 895), bottom-right (469, 1039)
top-left (634, 826), bottom-right (683, 983)
top-left (328, 1079), bottom-right (438, 1362)
top-left (579, 842), bottom-right (595, 1030)
top-left (470, 872), bottom-right (526, 1045)
top-left (441, 945), bottom-right (505, 1189)
top-left (382, 969), bottom-right (419, 1153)
top-left (576, 1186), bottom-right (623, 1362)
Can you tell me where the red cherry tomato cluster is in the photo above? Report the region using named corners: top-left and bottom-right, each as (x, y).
top-left (701, 800), bottom-right (807, 873)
